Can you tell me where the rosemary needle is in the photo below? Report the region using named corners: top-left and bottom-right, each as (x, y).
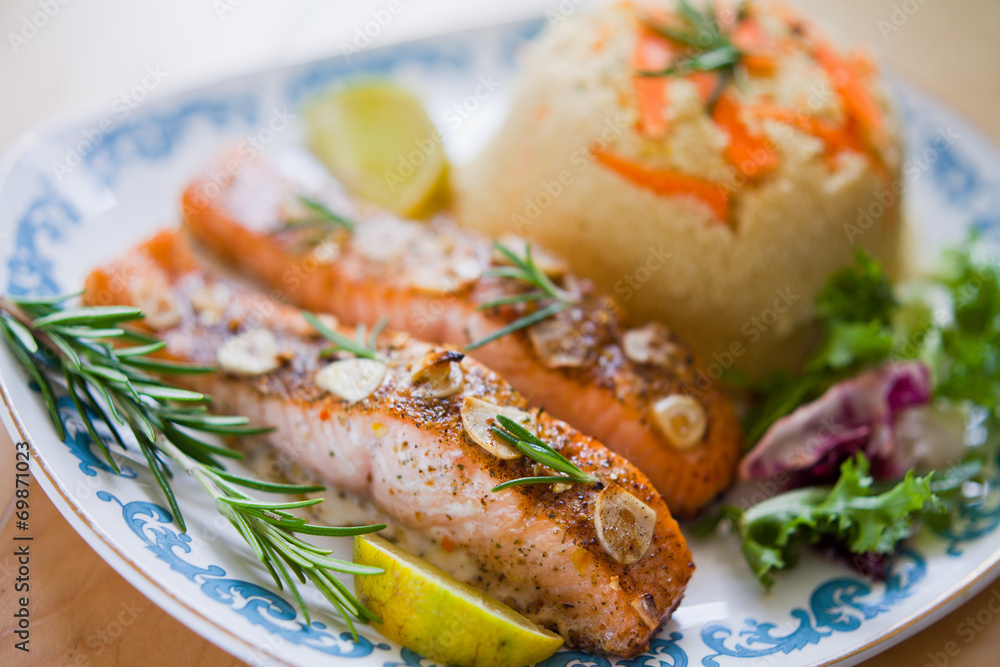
top-left (286, 195), bottom-right (355, 232)
top-left (637, 0), bottom-right (751, 111)
top-left (303, 310), bottom-right (388, 361)
top-left (0, 294), bottom-right (384, 636)
top-left (280, 195), bottom-right (356, 252)
top-left (490, 414), bottom-right (598, 492)
top-left (466, 241), bottom-right (579, 351)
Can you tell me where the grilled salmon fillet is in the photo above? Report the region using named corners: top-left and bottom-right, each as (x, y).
top-left (83, 230), bottom-right (694, 657)
top-left (180, 157), bottom-right (742, 516)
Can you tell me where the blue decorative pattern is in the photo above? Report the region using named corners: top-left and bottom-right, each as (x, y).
top-left (932, 138), bottom-right (979, 201)
top-left (382, 648), bottom-right (450, 667)
top-left (700, 551), bottom-right (925, 666)
top-left (97, 490), bottom-right (391, 658)
top-left (284, 19), bottom-right (542, 105)
top-left (5, 97), bottom-right (257, 298)
top-left (616, 634), bottom-right (688, 667)
top-left (930, 444), bottom-right (1000, 555)
top-left (934, 494), bottom-right (1000, 556)
top-left (537, 653), bottom-right (614, 667)
top-left (56, 396), bottom-right (136, 478)
top-left (895, 83), bottom-right (1000, 240)
top-left (7, 184), bottom-right (79, 297)
top-left (83, 97), bottom-right (258, 185)
top-left (286, 42), bottom-right (471, 104)
top-left (534, 634), bottom-right (687, 667)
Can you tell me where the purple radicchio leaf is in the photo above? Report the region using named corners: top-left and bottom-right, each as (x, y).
top-left (739, 361), bottom-right (933, 487)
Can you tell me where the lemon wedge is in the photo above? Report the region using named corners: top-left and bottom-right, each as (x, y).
top-left (353, 535), bottom-right (563, 667)
top-left (305, 82), bottom-right (449, 218)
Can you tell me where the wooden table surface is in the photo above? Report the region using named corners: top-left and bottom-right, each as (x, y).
top-left (2, 1), bottom-right (1000, 665)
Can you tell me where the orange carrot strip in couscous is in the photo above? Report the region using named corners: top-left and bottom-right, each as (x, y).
top-left (811, 37), bottom-right (886, 147)
top-left (592, 149), bottom-right (730, 223)
top-left (688, 71), bottom-right (718, 103)
top-left (632, 27), bottom-right (673, 138)
top-left (752, 103), bottom-right (891, 183)
top-left (712, 92), bottom-right (780, 179)
top-left (732, 18), bottom-right (778, 76)
top-left (753, 103), bottom-right (865, 158)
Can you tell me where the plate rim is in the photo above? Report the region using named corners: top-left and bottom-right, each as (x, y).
top-left (2, 16), bottom-right (1000, 667)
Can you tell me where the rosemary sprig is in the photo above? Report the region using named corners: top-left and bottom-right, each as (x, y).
top-left (280, 195), bottom-right (355, 252)
top-left (303, 311), bottom-right (388, 361)
top-left (490, 414), bottom-right (598, 491)
top-left (0, 294), bottom-right (385, 635)
top-left (638, 0), bottom-right (750, 110)
top-left (466, 241), bottom-right (579, 351)
top-left (285, 195), bottom-right (355, 232)
top-left (158, 435), bottom-right (383, 634)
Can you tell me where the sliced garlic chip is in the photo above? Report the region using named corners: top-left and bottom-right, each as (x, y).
top-left (493, 234), bottom-right (568, 278)
top-left (404, 246), bottom-right (483, 296)
top-left (622, 323), bottom-right (678, 366)
top-left (528, 316), bottom-right (589, 369)
top-left (593, 485), bottom-right (656, 565)
top-left (630, 593), bottom-right (661, 630)
top-left (451, 255), bottom-right (484, 283)
top-left (411, 350), bottom-right (465, 398)
top-left (217, 329), bottom-right (281, 376)
top-left (135, 280), bottom-right (182, 331)
top-left (315, 358), bottom-right (387, 404)
top-left (190, 283), bottom-right (230, 326)
top-left (354, 218), bottom-right (422, 263)
top-left (460, 397), bottom-right (535, 460)
top-left (652, 395), bottom-right (707, 450)
top-left (405, 266), bottom-right (465, 296)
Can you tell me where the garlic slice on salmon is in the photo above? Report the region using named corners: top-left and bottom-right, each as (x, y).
top-left (190, 283), bottom-right (230, 326)
top-left (594, 485), bottom-right (656, 565)
top-left (652, 395), bottom-right (707, 450)
top-left (411, 350), bottom-right (465, 398)
top-left (622, 323), bottom-right (679, 366)
top-left (134, 280), bottom-right (183, 331)
top-left (316, 358), bottom-right (387, 403)
top-left (461, 397), bottom-right (534, 460)
top-left (217, 329), bottom-right (281, 376)
top-left (528, 317), bottom-right (588, 369)
top-left (405, 266), bottom-right (465, 296)
top-left (630, 593), bottom-right (660, 630)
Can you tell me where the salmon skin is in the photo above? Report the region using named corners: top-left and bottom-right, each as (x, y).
top-left (83, 230), bottom-right (694, 658)
top-left (180, 157), bottom-right (743, 517)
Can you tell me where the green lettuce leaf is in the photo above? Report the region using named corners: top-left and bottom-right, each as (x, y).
top-left (723, 454), bottom-right (940, 587)
top-left (929, 239), bottom-right (1000, 414)
top-left (728, 234), bottom-right (1000, 586)
top-left (744, 237), bottom-right (1000, 444)
top-left (742, 250), bottom-right (900, 444)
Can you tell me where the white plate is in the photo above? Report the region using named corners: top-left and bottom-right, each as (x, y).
top-left (3, 17), bottom-right (1000, 667)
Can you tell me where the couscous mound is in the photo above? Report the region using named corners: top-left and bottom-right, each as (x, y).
top-left (456, 0), bottom-right (904, 377)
